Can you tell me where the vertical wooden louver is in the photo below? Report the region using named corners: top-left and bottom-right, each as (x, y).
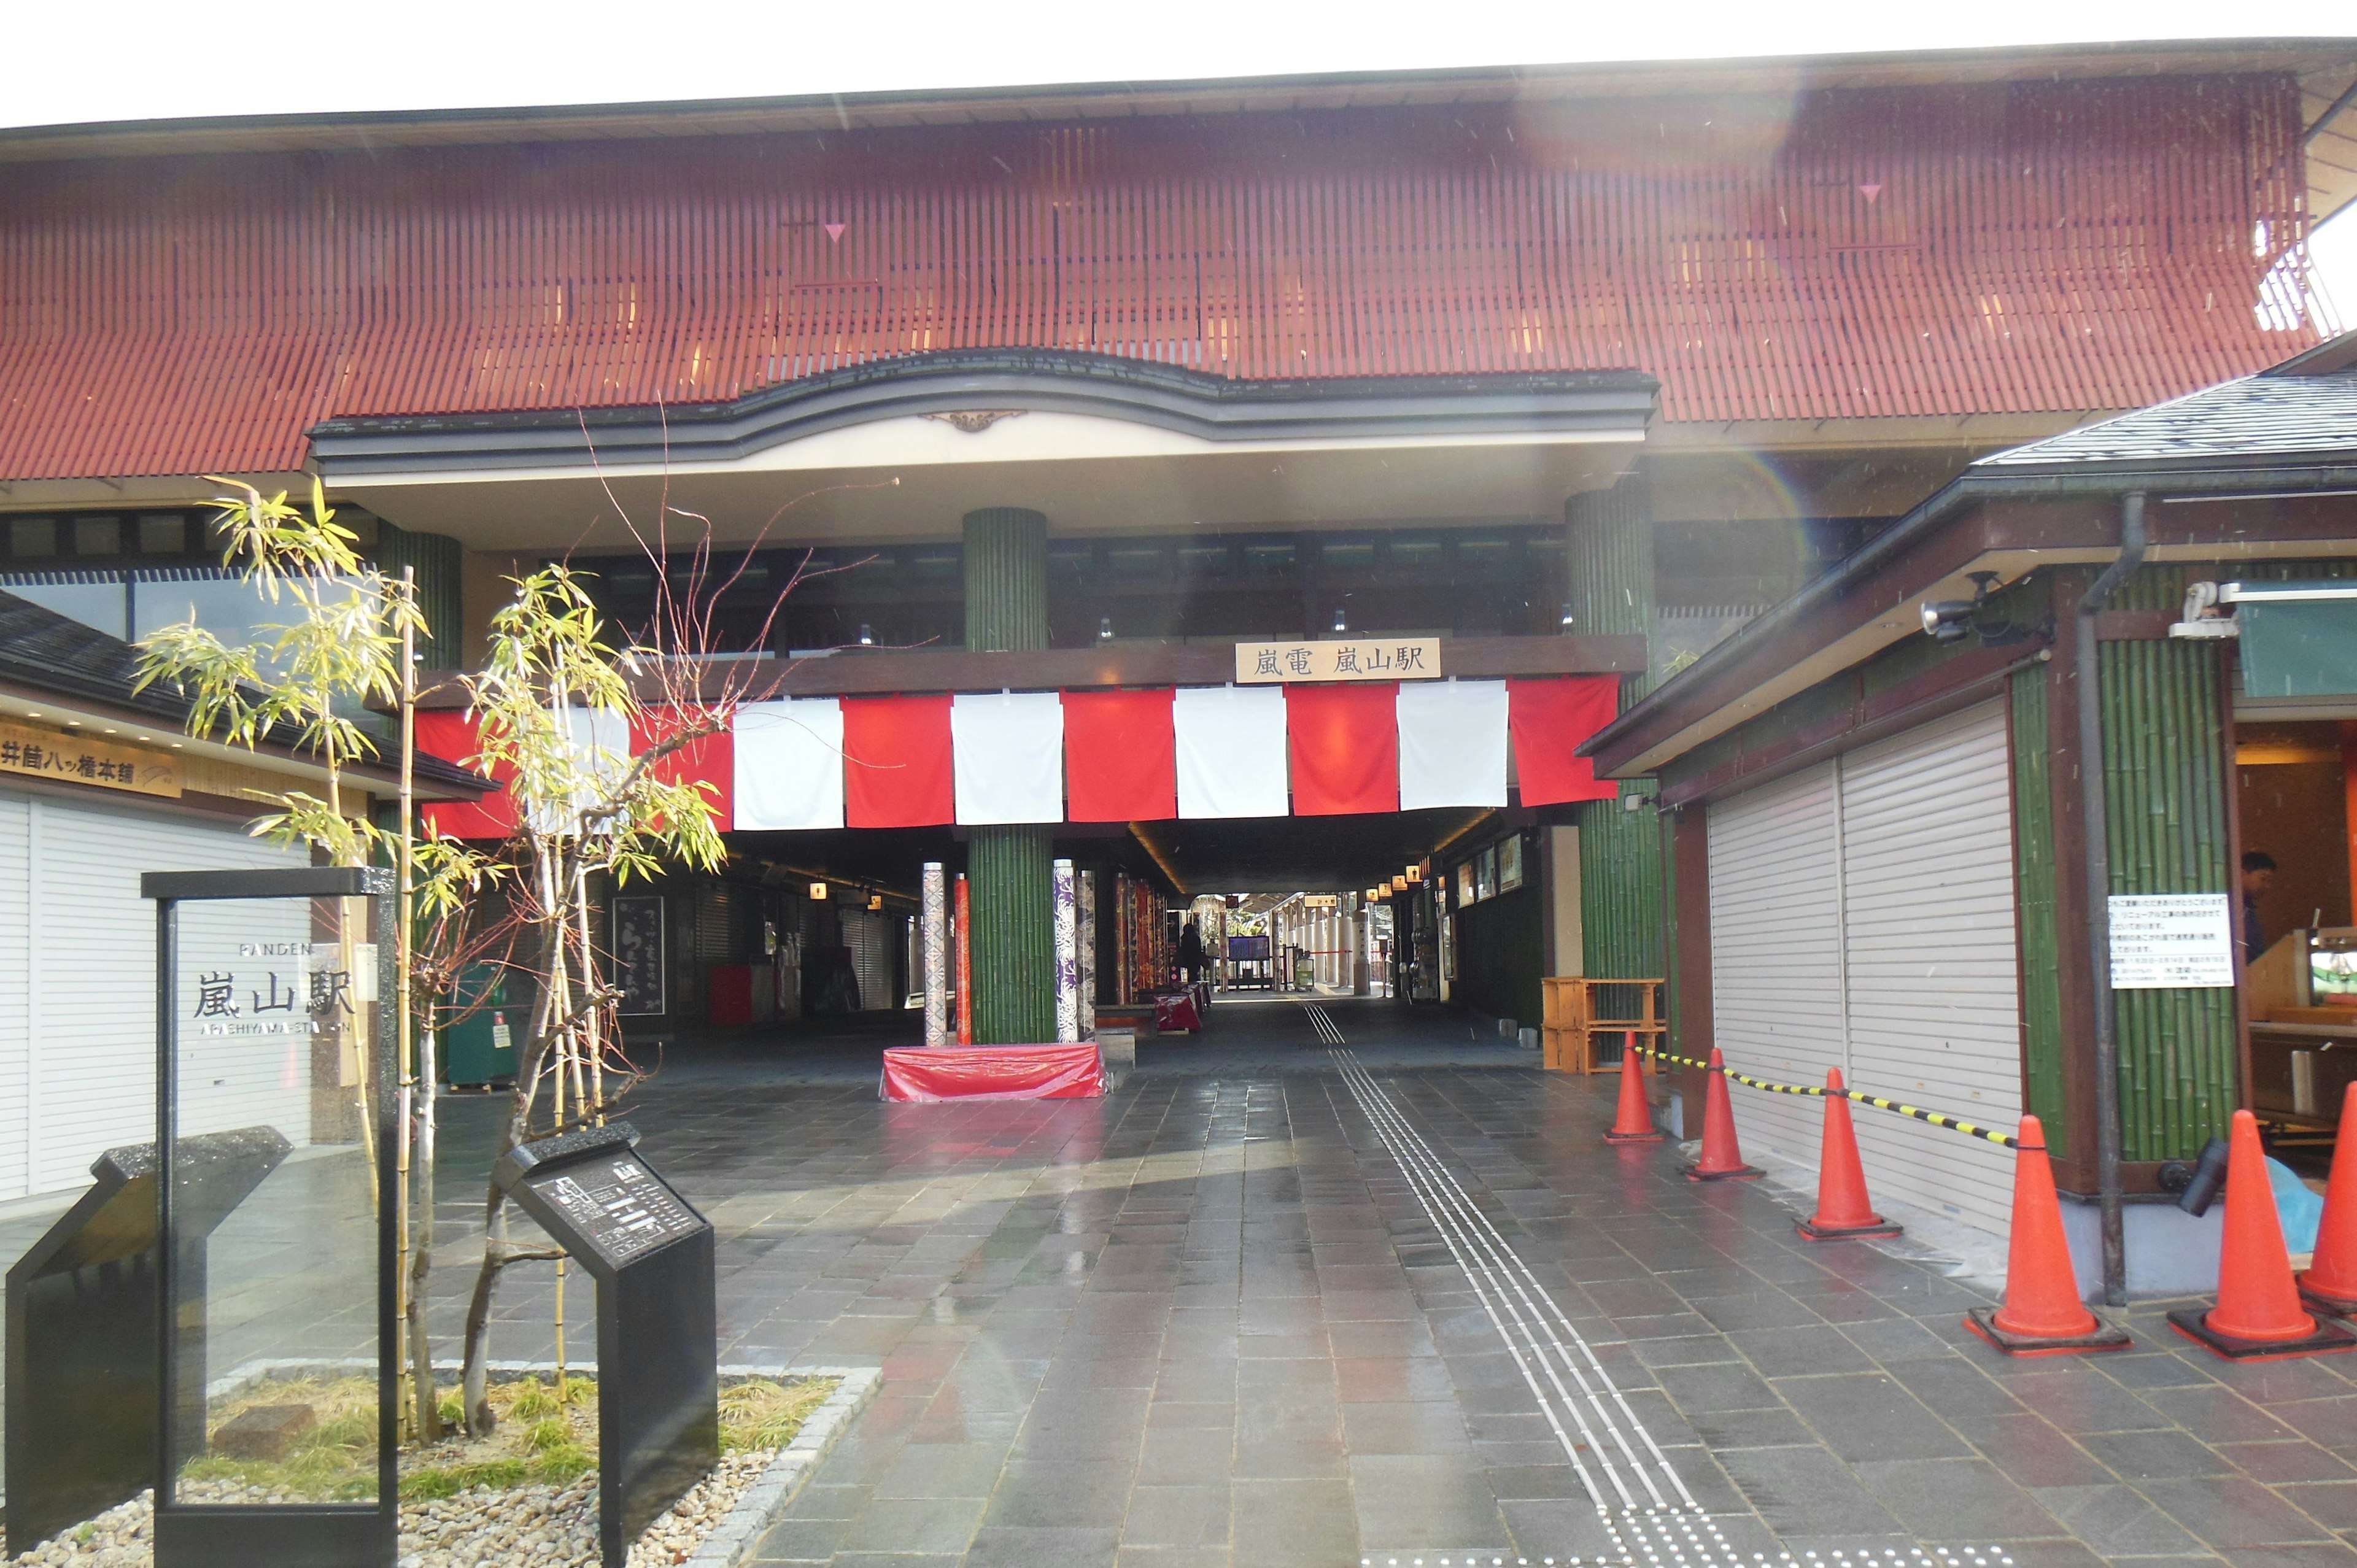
top-left (0, 74), bottom-right (2323, 481)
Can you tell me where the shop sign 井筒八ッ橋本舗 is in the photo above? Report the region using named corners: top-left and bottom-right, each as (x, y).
top-left (0, 720), bottom-right (182, 797)
top-left (1236, 638), bottom-right (1442, 684)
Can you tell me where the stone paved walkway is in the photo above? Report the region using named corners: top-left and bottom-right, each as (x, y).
top-left (418, 1000), bottom-right (2357, 1565)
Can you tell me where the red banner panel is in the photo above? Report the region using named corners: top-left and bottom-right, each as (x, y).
top-left (880, 1043), bottom-right (1107, 1101)
top-left (630, 706), bottom-right (734, 832)
top-left (1285, 682), bottom-right (1399, 816)
top-left (1062, 688), bottom-right (1177, 822)
top-left (842, 695), bottom-right (955, 827)
top-left (1507, 676), bottom-right (1622, 806)
top-left (415, 709), bottom-right (519, 840)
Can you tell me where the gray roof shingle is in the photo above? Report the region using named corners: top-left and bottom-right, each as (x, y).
top-left (1976, 334), bottom-right (2357, 472)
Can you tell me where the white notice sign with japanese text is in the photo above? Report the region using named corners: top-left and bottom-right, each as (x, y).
top-left (2108, 894), bottom-right (2235, 989)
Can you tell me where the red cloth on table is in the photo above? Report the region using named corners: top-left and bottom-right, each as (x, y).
top-left (1507, 676), bottom-right (1622, 806)
top-left (630, 706), bottom-right (734, 832)
top-left (1154, 991), bottom-right (1202, 1033)
top-left (414, 709), bottom-right (518, 840)
top-left (1284, 682), bottom-right (1399, 816)
top-left (842, 695), bottom-right (954, 827)
top-left (1061, 688), bottom-right (1177, 822)
top-left (880, 1043), bottom-right (1107, 1101)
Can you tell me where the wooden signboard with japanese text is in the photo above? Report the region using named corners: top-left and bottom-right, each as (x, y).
top-left (1235, 638), bottom-right (1442, 684)
top-left (0, 721), bottom-right (181, 798)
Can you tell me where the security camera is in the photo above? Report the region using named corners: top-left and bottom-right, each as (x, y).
top-left (1918, 571), bottom-right (2027, 647)
top-left (1919, 598), bottom-right (1976, 643)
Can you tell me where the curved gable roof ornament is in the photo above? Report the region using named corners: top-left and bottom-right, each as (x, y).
top-left (306, 349), bottom-right (1658, 480)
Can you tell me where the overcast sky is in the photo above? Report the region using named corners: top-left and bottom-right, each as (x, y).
top-left (13, 0), bottom-right (2356, 322)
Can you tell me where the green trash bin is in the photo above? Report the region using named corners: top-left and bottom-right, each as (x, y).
top-left (440, 963), bottom-right (525, 1089)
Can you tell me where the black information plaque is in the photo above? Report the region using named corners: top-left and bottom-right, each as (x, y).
top-left (494, 1122), bottom-right (718, 1568)
top-left (4, 1127), bottom-right (290, 1553)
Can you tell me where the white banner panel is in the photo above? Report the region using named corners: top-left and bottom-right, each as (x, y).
top-left (1396, 678), bottom-right (1507, 809)
top-left (1174, 685), bottom-right (1288, 819)
top-left (951, 691), bottom-right (1066, 824)
top-left (733, 698), bottom-right (845, 830)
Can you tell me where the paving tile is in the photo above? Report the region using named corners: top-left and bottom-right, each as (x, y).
top-left (843, 1497), bottom-right (987, 1555)
top-left (2080, 1429), bottom-right (2242, 1481)
top-left (1123, 1485), bottom-right (1233, 1548)
top-left (965, 1526), bottom-right (1124, 1568)
top-left (2141, 1477), bottom-right (2340, 1548)
top-left (1349, 1456), bottom-right (1510, 1548)
top-left (1776, 1371), bottom-right (1975, 1461)
top-left (2027, 1486), bottom-right (2212, 1557)
top-left (1852, 1456), bottom-right (2069, 1540)
top-left (1714, 1445), bottom-right (1908, 1536)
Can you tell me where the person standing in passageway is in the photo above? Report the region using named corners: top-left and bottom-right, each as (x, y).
top-left (2243, 850), bottom-right (2279, 966)
top-left (1177, 917), bottom-right (1207, 985)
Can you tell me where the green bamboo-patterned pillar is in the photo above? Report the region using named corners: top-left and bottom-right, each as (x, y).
top-left (1565, 474), bottom-right (1664, 985)
top-left (964, 507), bottom-right (1058, 1043)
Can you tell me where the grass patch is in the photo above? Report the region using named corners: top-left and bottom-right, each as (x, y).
top-left (193, 1371), bottom-right (842, 1508)
top-left (719, 1377), bottom-right (834, 1453)
top-left (179, 1375), bottom-right (380, 1502)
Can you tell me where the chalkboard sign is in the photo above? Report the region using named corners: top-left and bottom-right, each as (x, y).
top-left (529, 1151), bottom-right (703, 1269)
top-left (495, 1123), bottom-right (717, 1568)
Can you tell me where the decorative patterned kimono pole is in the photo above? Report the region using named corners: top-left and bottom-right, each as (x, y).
top-left (1053, 859), bottom-right (1079, 1043)
top-left (1115, 873), bottom-right (1132, 1006)
top-left (1078, 870), bottom-right (1097, 1036)
top-left (921, 862), bottom-right (948, 1048)
top-left (954, 873), bottom-right (973, 1046)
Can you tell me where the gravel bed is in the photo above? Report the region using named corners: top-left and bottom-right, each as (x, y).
top-left (0, 1370), bottom-right (873, 1568)
top-left (4, 1448), bottom-right (782, 1568)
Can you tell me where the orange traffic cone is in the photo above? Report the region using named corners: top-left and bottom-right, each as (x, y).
top-left (1797, 1068), bottom-right (1902, 1240)
top-left (1603, 1033), bottom-right (1663, 1143)
top-left (1684, 1049), bottom-right (1762, 1181)
top-left (1965, 1115), bottom-right (2130, 1355)
top-left (2299, 1083), bottom-right (2357, 1316)
top-left (2171, 1110), bottom-right (2356, 1359)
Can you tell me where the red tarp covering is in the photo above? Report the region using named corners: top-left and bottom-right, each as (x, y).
top-left (632, 708), bottom-right (734, 831)
top-left (1154, 992), bottom-right (1202, 1032)
top-left (1285, 682), bottom-right (1399, 816)
top-left (1062, 688), bottom-right (1177, 822)
top-left (415, 709), bottom-right (519, 840)
top-left (1507, 676), bottom-right (1622, 806)
top-left (843, 695), bottom-right (955, 828)
top-left (880, 1043), bottom-right (1107, 1102)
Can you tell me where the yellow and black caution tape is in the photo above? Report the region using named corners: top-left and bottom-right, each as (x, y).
top-left (1628, 1042), bottom-right (2018, 1149)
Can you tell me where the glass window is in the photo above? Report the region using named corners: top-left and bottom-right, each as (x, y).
top-left (74, 516), bottom-right (123, 557)
top-left (137, 512), bottom-right (187, 554)
top-left (9, 516), bottom-right (58, 558)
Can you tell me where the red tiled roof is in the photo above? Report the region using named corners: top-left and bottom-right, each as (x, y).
top-left (0, 75), bottom-right (2328, 481)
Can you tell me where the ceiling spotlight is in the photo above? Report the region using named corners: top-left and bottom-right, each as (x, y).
top-left (856, 624), bottom-right (875, 646)
top-left (1098, 616), bottom-right (1114, 641)
top-left (1332, 606), bottom-right (1347, 633)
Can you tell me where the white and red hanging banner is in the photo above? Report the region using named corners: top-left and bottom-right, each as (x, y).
top-left (423, 674), bottom-right (1619, 838)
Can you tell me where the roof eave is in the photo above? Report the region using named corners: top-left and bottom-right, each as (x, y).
top-left (1579, 455), bottom-right (2357, 777)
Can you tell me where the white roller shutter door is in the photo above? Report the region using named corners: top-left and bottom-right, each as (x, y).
top-left (1706, 760), bottom-right (1846, 1170)
top-left (1708, 700), bottom-right (2021, 1234)
top-left (1838, 703), bottom-right (2021, 1232)
top-left (1, 788), bottom-right (305, 1200)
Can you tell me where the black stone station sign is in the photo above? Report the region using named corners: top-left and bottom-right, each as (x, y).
top-left (494, 1121), bottom-right (718, 1568)
top-left (4, 1126), bottom-right (291, 1553)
